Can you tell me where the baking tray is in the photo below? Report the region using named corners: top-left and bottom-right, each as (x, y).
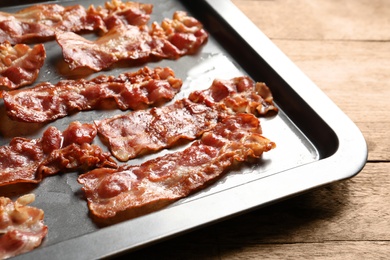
top-left (0, 0), bottom-right (367, 259)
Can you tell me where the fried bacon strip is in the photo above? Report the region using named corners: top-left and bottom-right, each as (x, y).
top-left (0, 0), bottom-right (152, 44)
top-left (97, 100), bottom-right (219, 162)
top-left (188, 77), bottom-right (278, 116)
top-left (2, 67), bottom-right (182, 123)
top-left (78, 114), bottom-right (276, 221)
top-left (0, 194), bottom-right (47, 259)
top-left (96, 76), bottom-right (278, 161)
top-left (56, 11), bottom-right (208, 71)
top-left (91, 0), bottom-right (153, 29)
top-left (0, 122), bottom-right (116, 187)
top-left (0, 41), bottom-right (45, 90)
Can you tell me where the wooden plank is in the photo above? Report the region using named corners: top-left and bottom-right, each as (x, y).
top-left (270, 39), bottom-right (390, 161)
top-left (130, 241), bottom-right (390, 259)
top-left (218, 241), bottom-right (390, 259)
top-left (271, 40), bottom-right (390, 121)
top-left (232, 0), bottom-right (390, 41)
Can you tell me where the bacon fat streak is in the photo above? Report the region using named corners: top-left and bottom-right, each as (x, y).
top-left (56, 11), bottom-right (208, 71)
top-left (0, 41), bottom-right (45, 90)
top-left (2, 67), bottom-right (182, 123)
top-left (0, 0), bottom-right (153, 44)
top-left (0, 122), bottom-right (116, 187)
top-left (0, 194), bottom-right (47, 259)
top-left (96, 76), bottom-right (278, 161)
top-left (78, 114), bottom-right (276, 220)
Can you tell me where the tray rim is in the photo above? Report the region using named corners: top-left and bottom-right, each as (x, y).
top-left (11, 0), bottom-right (367, 259)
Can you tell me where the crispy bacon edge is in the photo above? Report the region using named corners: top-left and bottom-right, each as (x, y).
top-left (0, 121), bottom-right (116, 187)
top-left (0, 194), bottom-right (47, 259)
top-left (90, 0), bottom-right (153, 29)
top-left (0, 0), bottom-right (153, 44)
top-left (78, 114), bottom-right (276, 223)
top-left (95, 76), bottom-right (278, 161)
top-left (56, 11), bottom-right (208, 71)
top-left (0, 41), bottom-right (45, 90)
top-left (1, 66), bottom-right (182, 123)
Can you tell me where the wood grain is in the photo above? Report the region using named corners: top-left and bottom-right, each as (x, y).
top-left (272, 39), bottom-right (390, 161)
top-left (232, 0), bottom-right (390, 41)
top-left (218, 242), bottom-right (390, 260)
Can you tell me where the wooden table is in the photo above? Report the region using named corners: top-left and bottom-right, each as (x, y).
top-left (127, 0), bottom-right (390, 259)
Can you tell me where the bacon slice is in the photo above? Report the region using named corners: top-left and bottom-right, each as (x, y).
top-left (95, 76), bottom-right (278, 161)
top-left (188, 77), bottom-right (278, 116)
top-left (78, 114), bottom-right (276, 221)
top-left (0, 194), bottom-right (47, 259)
top-left (0, 0), bottom-right (152, 44)
top-left (0, 121), bottom-right (116, 187)
top-left (0, 41), bottom-right (45, 90)
top-left (2, 67), bottom-right (182, 123)
top-left (97, 100), bottom-right (219, 162)
top-left (37, 143), bottom-right (117, 177)
top-left (91, 0), bottom-right (153, 29)
top-left (0, 4), bottom-right (104, 44)
top-left (56, 11), bottom-right (208, 71)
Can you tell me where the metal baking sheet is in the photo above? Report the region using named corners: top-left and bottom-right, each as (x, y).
top-left (0, 0), bottom-right (367, 259)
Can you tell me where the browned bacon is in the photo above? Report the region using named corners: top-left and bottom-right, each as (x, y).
top-left (188, 77), bottom-right (278, 116)
top-left (56, 11), bottom-right (208, 71)
top-left (0, 0), bottom-right (152, 44)
top-left (2, 67), bottom-right (182, 123)
top-left (91, 0), bottom-right (153, 29)
top-left (0, 41), bottom-right (45, 90)
top-left (0, 194), bottom-right (47, 259)
top-left (78, 114), bottom-right (276, 221)
top-left (0, 4), bottom-right (104, 44)
top-left (95, 76), bottom-right (278, 161)
top-left (37, 143), bottom-right (117, 177)
top-left (97, 100), bottom-right (219, 162)
top-left (0, 122), bottom-right (116, 187)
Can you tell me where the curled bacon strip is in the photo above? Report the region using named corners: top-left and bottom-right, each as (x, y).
top-left (0, 0), bottom-right (152, 44)
top-left (0, 41), bottom-right (45, 90)
top-left (78, 114), bottom-right (276, 221)
top-left (188, 77), bottom-right (278, 116)
top-left (91, 0), bottom-right (153, 29)
top-left (2, 67), bottom-right (182, 123)
top-left (0, 194), bottom-right (47, 259)
top-left (96, 76), bottom-right (278, 161)
top-left (0, 122), bottom-right (116, 187)
top-left (56, 11), bottom-right (208, 71)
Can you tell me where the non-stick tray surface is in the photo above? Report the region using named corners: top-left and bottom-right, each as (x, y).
top-left (0, 0), bottom-right (367, 259)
